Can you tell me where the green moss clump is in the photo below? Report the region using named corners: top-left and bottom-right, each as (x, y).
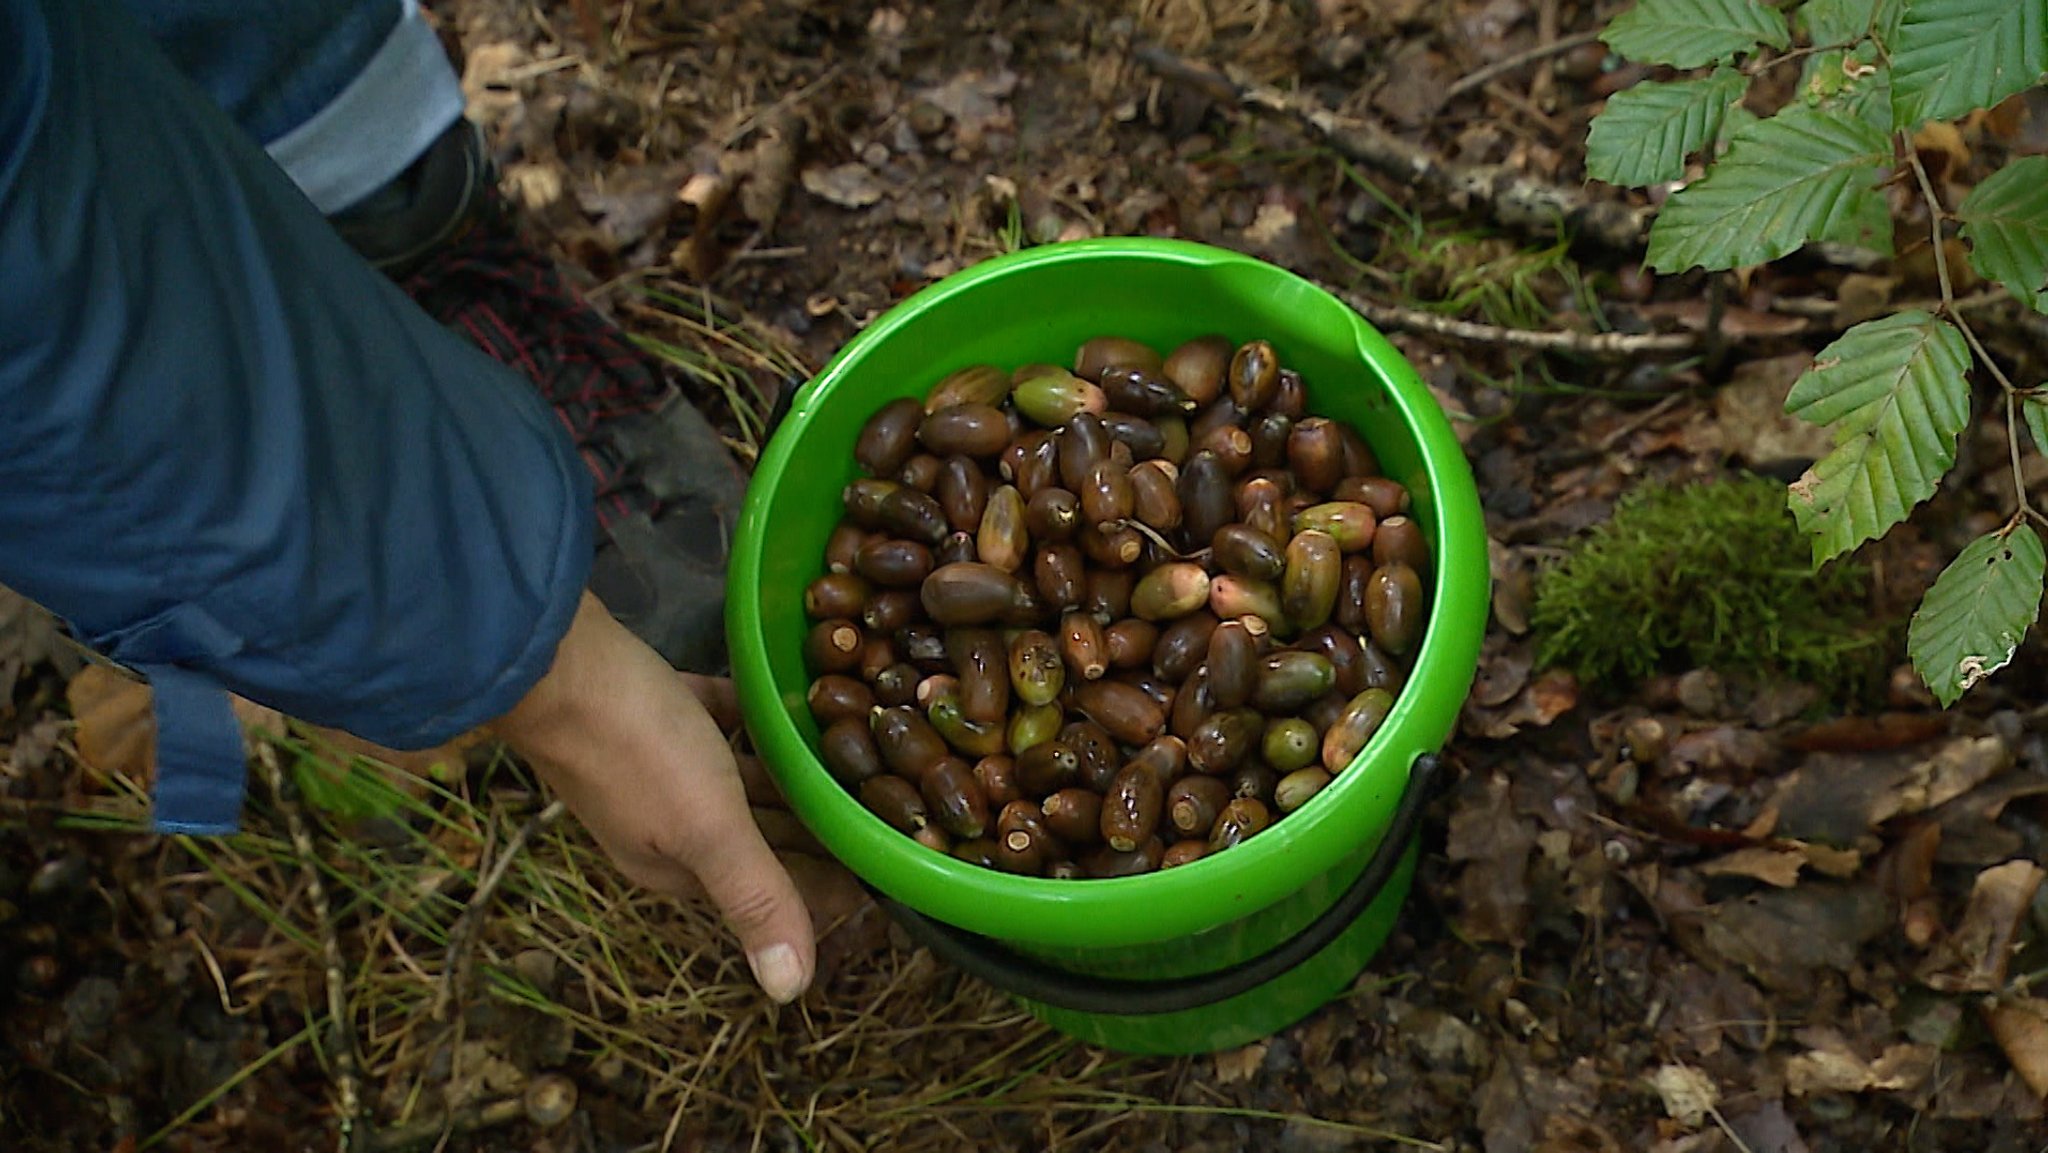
top-left (1530, 475), bottom-right (1890, 696)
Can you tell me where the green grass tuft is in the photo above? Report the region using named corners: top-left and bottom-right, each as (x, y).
top-left (1531, 474), bottom-right (1892, 698)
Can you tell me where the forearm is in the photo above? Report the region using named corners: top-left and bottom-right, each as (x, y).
top-left (0, 0), bottom-right (590, 827)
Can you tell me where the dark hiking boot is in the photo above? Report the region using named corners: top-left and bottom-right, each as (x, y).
top-left (331, 120), bottom-right (751, 673)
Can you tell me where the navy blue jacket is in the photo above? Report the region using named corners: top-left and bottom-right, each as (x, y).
top-left (1, 0), bottom-right (592, 832)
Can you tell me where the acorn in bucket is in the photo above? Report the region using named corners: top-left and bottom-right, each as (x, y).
top-left (801, 333), bottom-right (1430, 877)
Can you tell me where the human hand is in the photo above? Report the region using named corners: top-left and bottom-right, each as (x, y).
top-left (490, 592), bottom-right (816, 1002)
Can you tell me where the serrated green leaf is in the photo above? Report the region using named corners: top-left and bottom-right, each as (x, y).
top-left (1648, 103), bottom-right (1893, 272)
top-left (2024, 392), bottom-right (2048, 458)
top-left (1587, 70), bottom-right (1748, 186)
top-left (1798, 0), bottom-right (1903, 45)
top-left (1784, 311), bottom-right (1972, 562)
top-left (1959, 156), bottom-right (2048, 312)
top-left (1909, 526), bottom-right (2045, 705)
top-left (1604, 0), bottom-right (1792, 67)
top-left (1891, 0), bottom-right (2048, 126)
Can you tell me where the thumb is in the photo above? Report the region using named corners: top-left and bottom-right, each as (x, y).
top-left (698, 828), bottom-right (818, 1002)
top-left (660, 796), bottom-right (816, 1003)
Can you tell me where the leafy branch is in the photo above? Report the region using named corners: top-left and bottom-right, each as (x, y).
top-left (1587, 0), bottom-right (2048, 704)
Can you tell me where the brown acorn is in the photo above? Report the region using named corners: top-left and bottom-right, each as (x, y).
top-left (805, 618), bottom-right (865, 675)
top-left (1281, 529), bottom-right (1342, 633)
top-left (977, 484), bottom-right (1030, 573)
top-left (921, 562), bottom-right (1030, 626)
top-left (1205, 619), bottom-right (1258, 710)
top-left (820, 716), bottom-right (885, 786)
top-left (1016, 740), bottom-right (1081, 795)
top-left (1285, 418), bottom-right (1347, 496)
top-left (855, 397), bottom-right (925, 477)
top-left (807, 675), bottom-right (875, 726)
top-left (1025, 486), bottom-right (1081, 542)
top-left (1153, 611), bottom-right (1220, 683)
top-left (1372, 514), bottom-right (1430, 575)
top-left (1177, 450), bottom-right (1236, 551)
top-left (1101, 763), bottom-right (1166, 852)
top-left (1227, 340), bottom-right (1280, 411)
top-left (1041, 788), bottom-right (1104, 846)
top-left (1074, 335), bottom-right (1164, 382)
top-left (918, 402), bottom-right (1011, 457)
top-left (1167, 774), bottom-right (1231, 837)
top-left (1293, 502), bottom-right (1377, 552)
top-left (1251, 651), bottom-right (1337, 714)
top-left (974, 754), bottom-right (1021, 809)
top-left (1080, 837), bottom-right (1164, 878)
top-left (1322, 688), bottom-right (1396, 772)
top-left (1061, 719), bottom-right (1125, 792)
top-left (935, 456), bottom-right (991, 533)
top-left (1364, 562), bottom-right (1424, 656)
top-left (871, 705), bottom-right (952, 783)
top-left (922, 757), bottom-right (991, 838)
top-left (1007, 629), bottom-right (1065, 706)
top-left (1060, 609), bottom-right (1109, 681)
top-left (1131, 562), bottom-right (1212, 622)
top-left (860, 774), bottom-right (927, 833)
top-left (1073, 680), bottom-right (1167, 746)
top-left (1209, 797), bottom-right (1271, 850)
top-left (1162, 334), bottom-right (1231, 406)
top-left (1100, 365), bottom-right (1196, 417)
top-left (924, 363), bottom-right (1011, 412)
top-left (878, 486), bottom-right (950, 545)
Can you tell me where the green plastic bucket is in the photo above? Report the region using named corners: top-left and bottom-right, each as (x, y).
top-left (729, 238), bottom-right (1487, 1054)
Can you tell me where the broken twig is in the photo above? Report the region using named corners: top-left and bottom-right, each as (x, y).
top-left (1336, 289), bottom-right (1701, 358)
top-left (257, 740), bottom-right (367, 1153)
top-left (433, 798), bottom-right (567, 1023)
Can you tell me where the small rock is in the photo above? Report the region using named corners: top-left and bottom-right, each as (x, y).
top-left (1676, 669), bottom-right (1726, 718)
top-left (62, 975), bottom-right (121, 1044)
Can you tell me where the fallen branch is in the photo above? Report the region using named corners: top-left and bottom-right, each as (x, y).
top-left (1335, 289), bottom-right (1702, 358)
top-left (256, 741), bottom-right (366, 1153)
top-left (1137, 44), bottom-right (1655, 252)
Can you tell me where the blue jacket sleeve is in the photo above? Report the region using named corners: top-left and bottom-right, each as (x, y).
top-left (0, 0), bottom-right (594, 831)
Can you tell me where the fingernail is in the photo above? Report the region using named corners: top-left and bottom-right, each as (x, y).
top-left (749, 943), bottom-right (806, 1003)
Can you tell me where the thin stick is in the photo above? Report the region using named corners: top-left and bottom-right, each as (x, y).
top-left (1444, 29), bottom-right (1600, 102)
top-left (256, 741), bottom-right (367, 1153)
top-left (367, 1097), bottom-right (527, 1153)
top-left (433, 799), bottom-right (567, 1023)
top-left (1336, 289), bottom-right (1702, 357)
top-left (1905, 146), bottom-right (2042, 525)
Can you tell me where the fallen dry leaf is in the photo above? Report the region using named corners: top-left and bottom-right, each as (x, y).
top-left (1692, 882), bottom-right (1889, 994)
top-left (1683, 353), bottom-right (1835, 469)
top-left (1784, 1032), bottom-right (1935, 1096)
top-left (1462, 667), bottom-right (1578, 740)
top-left (1213, 1041), bottom-right (1268, 1086)
top-left (1648, 1064), bottom-right (1718, 1128)
top-left (1921, 859), bottom-right (2046, 993)
top-left (1984, 997), bottom-right (2048, 1099)
top-left (1697, 846), bottom-right (1807, 888)
top-left (802, 162), bottom-right (889, 209)
top-left (1446, 771), bottom-right (1537, 944)
top-left (67, 664), bottom-right (154, 784)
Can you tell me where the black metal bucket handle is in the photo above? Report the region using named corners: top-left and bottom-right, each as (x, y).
top-left (875, 752), bottom-right (1445, 1016)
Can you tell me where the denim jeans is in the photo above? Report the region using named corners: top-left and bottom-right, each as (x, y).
top-left (123, 0), bottom-right (464, 212)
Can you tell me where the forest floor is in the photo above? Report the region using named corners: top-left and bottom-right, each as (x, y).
top-left (5, 1), bottom-right (2048, 1151)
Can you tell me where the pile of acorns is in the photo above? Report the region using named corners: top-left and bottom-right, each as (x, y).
top-left (801, 334), bottom-right (1430, 878)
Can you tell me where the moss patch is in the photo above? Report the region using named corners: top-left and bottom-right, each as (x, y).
top-left (1531, 475), bottom-right (1892, 698)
